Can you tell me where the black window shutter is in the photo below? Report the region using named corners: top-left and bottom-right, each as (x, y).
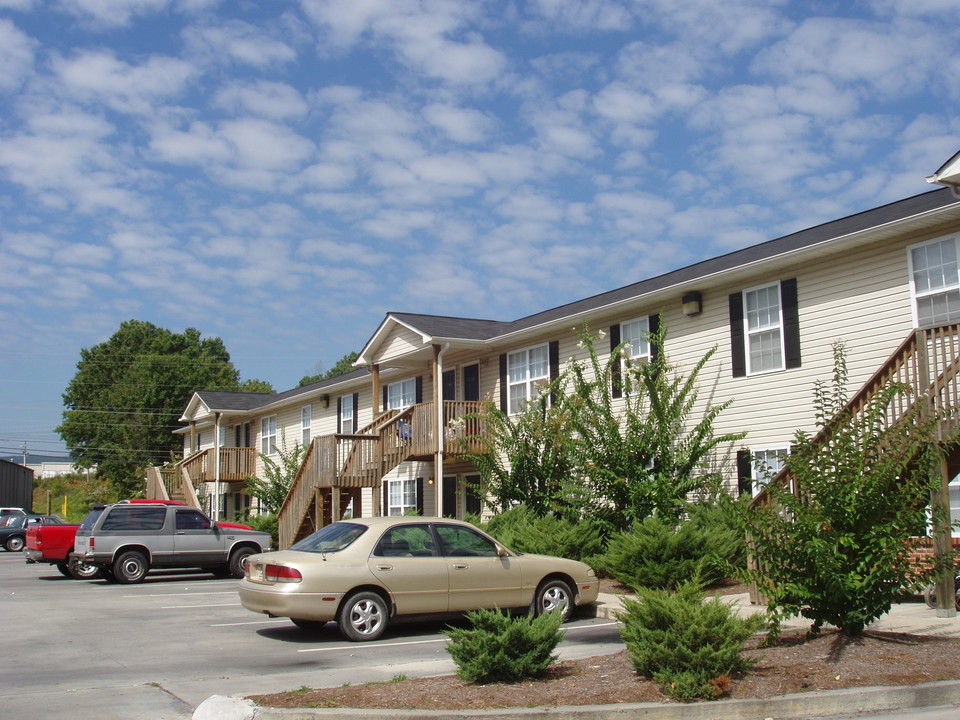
top-left (609, 324), bottom-right (622, 399)
top-left (548, 341), bottom-right (560, 405)
top-left (648, 314), bottom-right (661, 363)
top-left (737, 450), bottom-right (753, 497)
top-left (415, 376), bottom-right (423, 404)
top-left (729, 292), bottom-right (746, 377)
top-left (782, 278), bottom-right (801, 369)
top-left (352, 393), bottom-right (359, 429)
top-left (499, 353), bottom-right (507, 412)
top-left (336, 397), bottom-right (342, 433)
top-left (416, 478), bottom-right (424, 515)
top-left (382, 387), bottom-right (388, 412)
top-left (382, 481), bottom-right (388, 516)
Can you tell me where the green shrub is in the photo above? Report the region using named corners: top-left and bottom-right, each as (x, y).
top-left (445, 607), bottom-right (565, 684)
top-left (591, 502), bottom-right (742, 589)
top-left (241, 512), bottom-right (279, 547)
top-left (477, 505), bottom-right (605, 562)
top-left (617, 580), bottom-right (764, 701)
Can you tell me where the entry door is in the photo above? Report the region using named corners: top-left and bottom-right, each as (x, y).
top-left (464, 474), bottom-right (482, 516)
top-left (463, 364), bottom-right (480, 401)
top-left (442, 477), bottom-right (457, 518)
top-left (442, 369), bottom-right (456, 401)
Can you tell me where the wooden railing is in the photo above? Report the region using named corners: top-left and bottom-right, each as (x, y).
top-left (748, 323), bottom-right (960, 600)
top-left (278, 400), bottom-right (489, 547)
top-left (179, 447), bottom-right (258, 483)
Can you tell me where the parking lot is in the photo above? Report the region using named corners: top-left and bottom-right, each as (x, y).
top-left (1, 550), bottom-right (624, 719)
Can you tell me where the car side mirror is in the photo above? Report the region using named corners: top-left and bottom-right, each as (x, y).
top-left (495, 542), bottom-right (509, 557)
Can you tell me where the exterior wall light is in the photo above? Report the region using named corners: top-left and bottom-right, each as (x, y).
top-left (682, 291), bottom-right (703, 316)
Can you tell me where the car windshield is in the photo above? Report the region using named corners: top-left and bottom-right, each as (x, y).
top-left (289, 522), bottom-right (366, 553)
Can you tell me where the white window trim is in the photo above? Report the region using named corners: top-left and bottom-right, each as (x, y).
top-left (386, 477), bottom-right (418, 516)
top-left (620, 316), bottom-right (651, 362)
top-left (507, 343), bottom-right (550, 415)
top-left (340, 394), bottom-right (355, 435)
top-left (387, 378), bottom-right (417, 411)
top-left (750, 445), bottom-right (790, 497)
top-left (907, 233), bottom-right (960, 329)
top-left (743, 281), bottom-right (785, 376)
top-left (260, 415), bottom-right (278, 456)
top-left (301, 405), bottom-right (312, 446)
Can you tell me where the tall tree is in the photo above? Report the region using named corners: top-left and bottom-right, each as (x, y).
top-left (58, 320), bottom-right (243, 496)
top-left (298, 351), bottom-right (360, 386)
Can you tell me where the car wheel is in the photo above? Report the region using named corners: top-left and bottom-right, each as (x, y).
top-left (338, 591), bottom-right (388, 641)
top-left (56, 562), bottom-right (72, 577)
top-left (113, 551), bottom-right (149, 584)
top-left (5, 535), bottom-right (24, 552)
top-left (68, 556), bottom-right (101, 580)
top-left (291, 618), bottom-right (328, 632)
top-left (533, 579), bottom-right (574, 621)
top-left (228, 547), bottom-right (254, 579)
top-left (101, 568), bottom-right (118, 583)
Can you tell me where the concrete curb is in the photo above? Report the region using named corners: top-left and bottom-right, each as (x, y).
top-left (244, 681), bottom-right (960, 720)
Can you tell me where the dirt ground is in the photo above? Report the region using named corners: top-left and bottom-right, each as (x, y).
top-left (250, 581), bottom-right (960, 711)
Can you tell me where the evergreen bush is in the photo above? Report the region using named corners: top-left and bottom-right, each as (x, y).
top-left (617, 580), bottom-right (764, 701)
top-left (592, 501), bottom-right (743, 589)
top-left (479, 505), bottom-right (606, 562)
top-left (445, 607), bottom-right (565, 684)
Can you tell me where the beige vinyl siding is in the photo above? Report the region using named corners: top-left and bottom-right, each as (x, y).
top-left (377, 325), bottom-right (426, 363)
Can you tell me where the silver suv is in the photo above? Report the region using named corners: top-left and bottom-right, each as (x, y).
top-left (72, 503), bottom-right (271, 584)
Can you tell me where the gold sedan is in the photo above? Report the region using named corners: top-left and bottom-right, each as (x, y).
top-left (237, 516), bottom-right (599, 641)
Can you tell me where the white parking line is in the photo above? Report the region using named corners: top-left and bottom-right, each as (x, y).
top-left (124, 591), bottom-right (237, 598)
top-left (295, 621), bottom-right (620, 653)
top-left (211, 619), bottom-right (291, 627)
top-left (161, 602), bottom-right (241, 609)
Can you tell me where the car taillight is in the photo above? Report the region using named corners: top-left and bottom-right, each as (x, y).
top-left (264, 564), bottom-right (302, 583)
top-left (89, 537), bottom-right (94, 551)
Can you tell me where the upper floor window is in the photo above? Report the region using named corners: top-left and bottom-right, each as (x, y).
top-left (340, 394), bottom-right (355, 434)
top-left (387, 378), bottom-right (417, 410)
top-left (260, 415), bottom-right (277, 455)
top-left (301, 405), bottom-right (311, 446)
top-left (621, 317), bottom-right (650, 361)
top-left (729, 278), bottom-right (800, 378)
top-left (909, 235), bottom-right (960, 327)
top-left (507, 344), bottom-right (549, 414)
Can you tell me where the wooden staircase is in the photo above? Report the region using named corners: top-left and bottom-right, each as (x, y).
top-left (278, 401), bottom-right (488, 549)
top-left (144, 447), bottom-right (257, 510)
top-left (749, 323), bottom-right (960, 604)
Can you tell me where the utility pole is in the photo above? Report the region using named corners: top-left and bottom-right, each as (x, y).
top-left (21, 442), bottom-right (27, 466)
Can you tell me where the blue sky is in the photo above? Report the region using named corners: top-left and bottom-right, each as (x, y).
top-left (1, 0), bottom-right (959, 461)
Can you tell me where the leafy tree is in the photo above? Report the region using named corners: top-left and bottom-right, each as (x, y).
top-left (298, 351), bottom-right (360, 386)
top-left (57, 320), bottom-right (243, 496)
top-left (565, 322), bottom-right (745, 530)
top-left (246, 431), bottom-right (307, 514)
top-left (735, 342), bottom-right (954, 636)
top-left (238, 378), bottom-right (275, 393)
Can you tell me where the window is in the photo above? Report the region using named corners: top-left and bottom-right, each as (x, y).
top-left (374, 525), bottom-right (437, 557)
top-left (436, 524), bottom-right (499, 557)
top-left (260, 415), bottom-right (277, 455)
top-left (301, 405), bottom-right (311, 446)
top-left (218, 426), bottom-right (226, 447)
top-left (749, 448), bottom-right (788, 496)
top-left (909, 235), bottom-right (960, 327)
top-left (101, 506), bottom-right (166, 531)
top-left (620, 317), bottom-right (650, 361)
top-left (387, 378), bottom-right (417, 410)
top-left (744, 282), bottom-right (784, 374)
top-left (340, 395), bottom-right (355, 434)
top-left (507, 344), bottom-right (549, 414)
top-left (386, 478), bottom-right (418, 516)
top-left (175, 509), bottom-right (212, 530)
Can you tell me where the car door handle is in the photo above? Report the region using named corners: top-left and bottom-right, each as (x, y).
top-left (452, 563), bottom-right (469, 570)
top-left (376, 564), bottom-right (394, 571)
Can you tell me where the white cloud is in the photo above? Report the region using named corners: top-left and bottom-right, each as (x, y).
top-left (0, 19), bottom-right (36, 91)
top-left (422, 103), bottom-right (495, 144)
top-left (526, 0), bottom-right (632, 31)
top-left (52, 50), bottom-right (194, 114)
top-left (57, 0), bottom-right (171, 28)
top-left (214, 81), bottom-right (309, 120)
top-left (183, 20), bottom-right (297, 67)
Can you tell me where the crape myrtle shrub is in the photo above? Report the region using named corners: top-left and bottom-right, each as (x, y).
top-left (617, 580), bottom-right (764, 702)
top-left (592, 499), bottom-right (745, 590)
top-left (445, 607), bottom-right (565, 684)
top-left (735, 341), bottom-right (958, 636)
top-left (476, 505), bottom-right (605, 563)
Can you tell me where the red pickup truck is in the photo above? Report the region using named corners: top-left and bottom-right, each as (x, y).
top-left (27, 500), bottom-right (257, 580)
top-left (25, 521), bottom-right (100, 578)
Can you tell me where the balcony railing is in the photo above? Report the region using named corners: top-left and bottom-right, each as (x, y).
top-left (180, 447), bottom-right (258, 484)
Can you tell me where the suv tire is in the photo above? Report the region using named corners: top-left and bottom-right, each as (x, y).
top-left (228, 546), bottom-right (254, 579)
top-left (113, 550), bottom-right (149, 584)
top-left (68, 556), bottom-right (101, 580)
